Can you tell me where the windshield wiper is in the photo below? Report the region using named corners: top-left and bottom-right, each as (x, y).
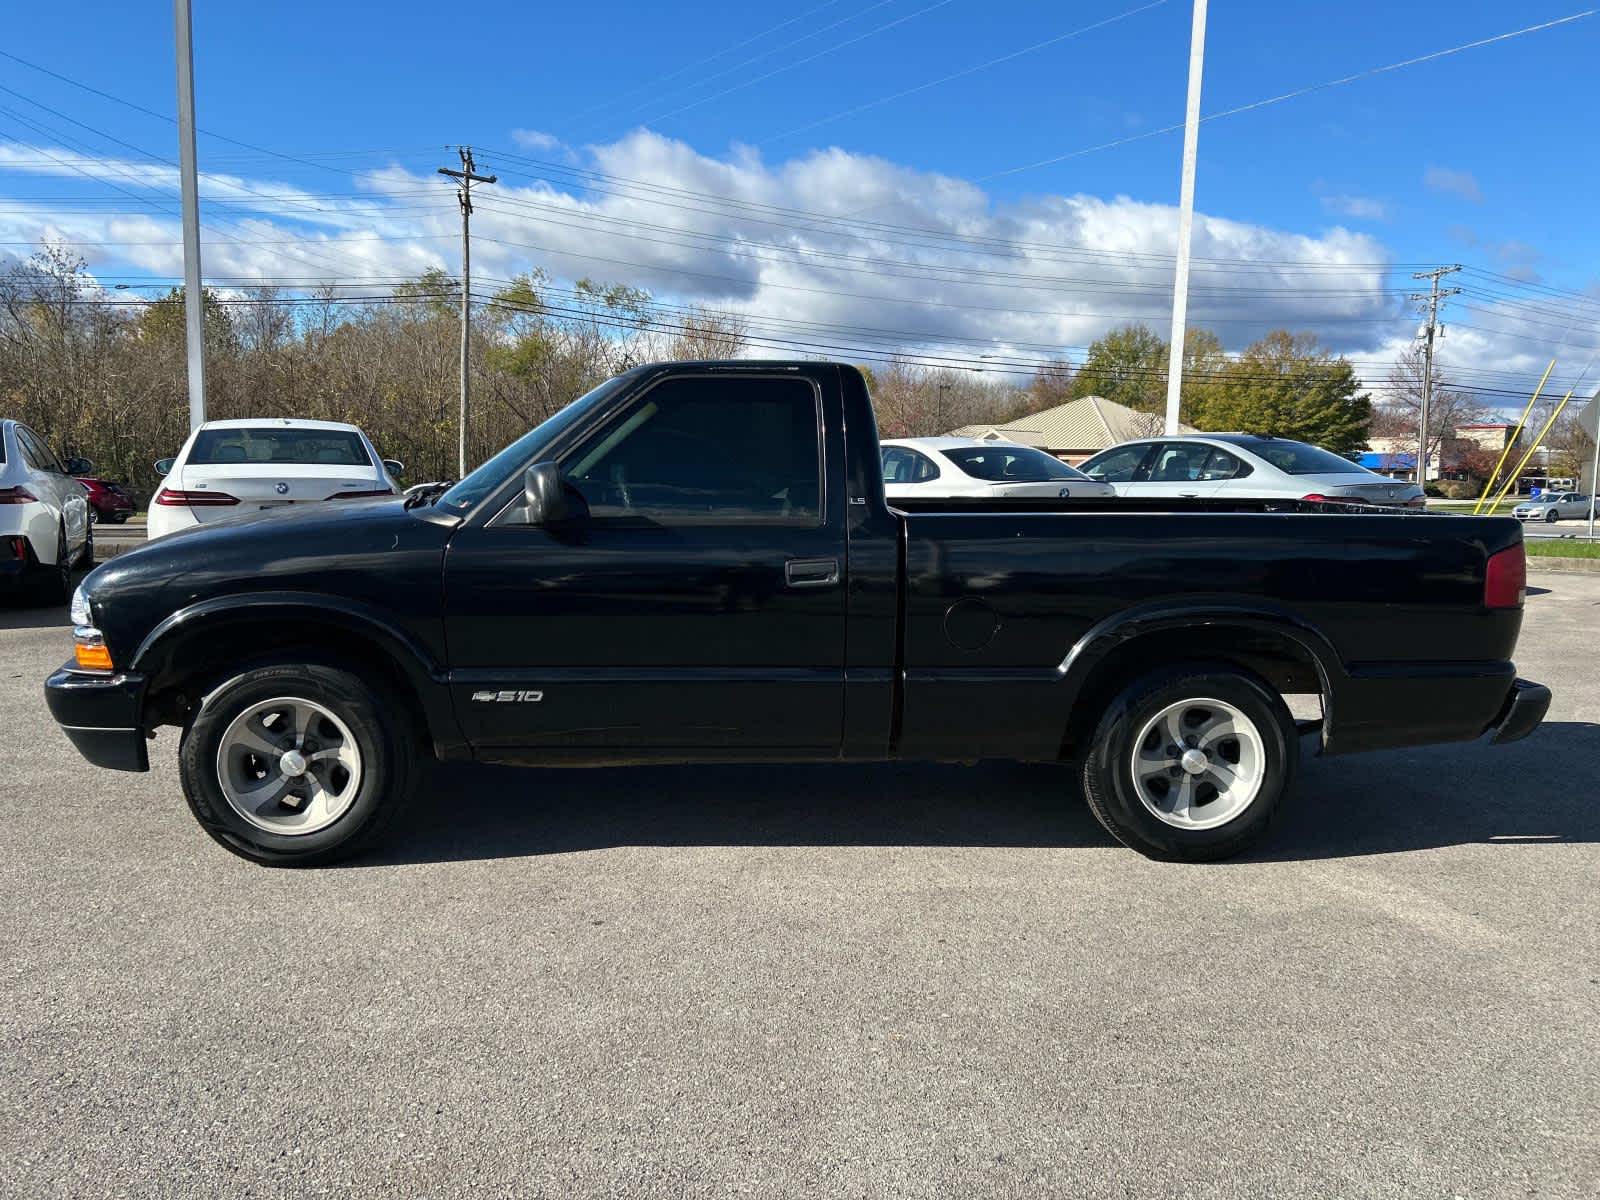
top-left (402, 480), bottom-right (455, 510)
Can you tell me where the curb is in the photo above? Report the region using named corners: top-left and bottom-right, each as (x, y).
top-left (1527, 556), bottom-right (1600, 576)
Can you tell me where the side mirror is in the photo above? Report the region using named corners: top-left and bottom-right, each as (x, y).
top-left (381, 458), bottom-right (406, 478)
top-left (154, 457), bottom-right (176, 476)
top-left (522, 461), bottom-right (580, 526)
top-left (64, 457), bottom-right (93, 475)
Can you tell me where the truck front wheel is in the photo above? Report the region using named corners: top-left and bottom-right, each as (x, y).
top-left (177, 661), bottom-right (415, 866)
top-left (1080, 665), bottom-right (1297, 862)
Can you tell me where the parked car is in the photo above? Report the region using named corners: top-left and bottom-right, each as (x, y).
top-left (1079, 434), bottom-right (1426, 506)
top-left (0, 419), bottom-right (93, 603)
top-left (1511, 492), bottom-right (1593, 523)
top-left (48, 362), bottom-right (1545, 868)
top-left (881, 437), bottom-right (1116, 501)
top-left (75, 474), bottom-right (136, 524)
top-left (148, 418), bottom-right (404, 540)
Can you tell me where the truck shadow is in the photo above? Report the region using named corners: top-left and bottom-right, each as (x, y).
top-left (360, 721), bottom-right (1600, 866)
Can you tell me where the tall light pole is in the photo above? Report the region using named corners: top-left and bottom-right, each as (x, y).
top-left (174, 0), bottom-right (206, 431)
top-left (1163, 0), bottom-right (1208, 435)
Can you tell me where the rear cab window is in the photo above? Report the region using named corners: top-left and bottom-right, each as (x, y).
top-left (189, 428), bottom-right (372, 466)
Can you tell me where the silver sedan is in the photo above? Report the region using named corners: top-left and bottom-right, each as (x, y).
top-left (1512, 492), bottom-right (1594, 523)
top-left (1079, 434), bottom-right (1425, 506)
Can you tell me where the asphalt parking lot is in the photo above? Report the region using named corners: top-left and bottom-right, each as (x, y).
top-left (2, 574), bottom-right (1598, 1199)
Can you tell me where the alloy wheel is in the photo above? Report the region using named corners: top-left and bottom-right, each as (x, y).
top-left (1130, 697), bottom-right (1265, 830)
top-left (215, 696), bottom-right (364, 835)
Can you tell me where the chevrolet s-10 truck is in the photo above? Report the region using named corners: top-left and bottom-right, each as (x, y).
top-left (46, 361), bottom-right (1549, 865)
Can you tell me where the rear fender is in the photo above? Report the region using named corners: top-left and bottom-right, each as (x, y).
top-left (1056, 600), bottom-right (1346, 757)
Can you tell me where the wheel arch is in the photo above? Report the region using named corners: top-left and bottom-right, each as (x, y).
top-left (133, 592), bottom-right (466, 758)
top-left (1056, 602), bottom-right (1344, 761)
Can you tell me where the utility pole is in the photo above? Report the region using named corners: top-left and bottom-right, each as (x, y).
top-left (1163, 0), bottom-right (1208, 435)
top-left (438, 147), bottom-right (496, 478)
top-left (174, 0), bottom-right (206, 431)
top-left (1408, 265), bottom-right (1462, 487)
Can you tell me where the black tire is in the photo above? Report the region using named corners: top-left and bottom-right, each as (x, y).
top-left (29, 524), bottom-right (71, 606)
top-left (178, 661), bottom-right (416, 866)
top-left (1080, 664), bottom-right (1298, 862)
top-left (111, 511), bottom-right (130, 524)
top-left (1545, 509), bottom-right (1559, 523)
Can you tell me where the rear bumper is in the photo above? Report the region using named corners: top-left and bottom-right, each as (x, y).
top-left (1487, 679), bottom-right (1551, 745)
top-left (1328, 662), bottom-right (1548, 755)
top-left (43, 664), bottom-right (149, 772)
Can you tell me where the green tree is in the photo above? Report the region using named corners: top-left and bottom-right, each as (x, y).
top-left (1188, 330), bottom-right (1371, 454)
top-left (1070, 323), bottom-right (1167, 413)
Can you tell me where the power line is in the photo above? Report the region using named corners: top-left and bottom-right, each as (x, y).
top-left (566, 0), bottom-right (863, 128)
top-left (755, 0), bottom-right (1170, 145)
top-left (974, 9), bottom-right (1598, 182)
top-left (633, 0), bottom-right (966, 129)
top-left (0, 47), bottom-right (365, 177)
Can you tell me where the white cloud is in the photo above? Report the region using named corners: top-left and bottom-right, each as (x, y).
top-left (510, 129), bottom-right (567, 154)
top-left (2, 129), bottom-right (1591, 399)
top-left (1424, 166), bottom-right (1483, 203)
top-left (1320, 193), bottom-right (1389, 221)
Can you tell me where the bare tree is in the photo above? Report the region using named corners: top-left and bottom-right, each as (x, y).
top-left (1376, 343), bottom-right (1487, 465)
top-left (664, 306), bottom-right (749, 360)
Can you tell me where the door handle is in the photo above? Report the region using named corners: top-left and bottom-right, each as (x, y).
top-left (785, 557), bottom-right (840, 588)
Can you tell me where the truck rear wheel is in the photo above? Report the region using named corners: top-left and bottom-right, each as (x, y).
top-left (1080, 665), bottom-right (1297, 862)
top-left (178, 661), bottom-right (415, 866)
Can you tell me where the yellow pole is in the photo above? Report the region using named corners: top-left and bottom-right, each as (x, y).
top-left (1474, 359), bottom-right (1555, 513)
top-left (1485, 386), bottom-right (1579, 515)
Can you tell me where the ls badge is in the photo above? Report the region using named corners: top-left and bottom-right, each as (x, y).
top-left (471, 689), bottom-right (545, 703)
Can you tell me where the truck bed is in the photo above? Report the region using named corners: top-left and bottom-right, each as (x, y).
top-left (892, 503), bottom-right (1525, 762)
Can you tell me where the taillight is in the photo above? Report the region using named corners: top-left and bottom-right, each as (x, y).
top-left (1301, 493), bottom-right (1367, 505)
top-left (154, 487), bottom-right (239, 507)
top-left (6, 535), bottom-right (25, 559)
top-left (326, 488), bottom-right (394, 500)
top-left (1484, 544), bottom-right (1527, 609)
top-left (0, 486), bottom-right (38, 504)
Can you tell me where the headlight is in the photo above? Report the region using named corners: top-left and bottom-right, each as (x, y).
top-left (69, 584), bottom-right (92, 628)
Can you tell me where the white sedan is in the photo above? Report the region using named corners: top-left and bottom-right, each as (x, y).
top-left (149, 418), bottom-right (404, 540)
top-left (881, 437), bottom-right (1116, 501)
top-left (0, 418), bottom-right (94, 603)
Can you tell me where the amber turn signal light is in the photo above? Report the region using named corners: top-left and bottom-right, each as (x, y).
top-left (73, 627), bottom-right (114, 671)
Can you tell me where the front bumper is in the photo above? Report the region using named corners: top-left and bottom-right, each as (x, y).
top-left (44, 664), bottom-right (149, 771)
top-left (1488, 678), bottom-right (1551, 745)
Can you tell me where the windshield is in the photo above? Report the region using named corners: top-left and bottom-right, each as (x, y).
top-left (435, 375), bottom-right (631, 514)
top-left (189, 427), bottom-right (370, 466)
top-left (1245, 439), bottom-right (1370, 476)
top-left (942, 445), bottom-right (1087, 483)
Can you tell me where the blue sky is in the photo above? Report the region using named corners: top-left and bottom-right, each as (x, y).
top-left (2, 0), bottom-right (1597, 407)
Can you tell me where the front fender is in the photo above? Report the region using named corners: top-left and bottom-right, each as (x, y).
top-left (131, 591), bottom-right (467, 757)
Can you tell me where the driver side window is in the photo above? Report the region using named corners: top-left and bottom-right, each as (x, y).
top-left (561, 375), bottom-right (822, 524)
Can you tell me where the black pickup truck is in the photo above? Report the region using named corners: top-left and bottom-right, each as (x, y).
top-left (46, 361), bottom-right (1549, 865)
